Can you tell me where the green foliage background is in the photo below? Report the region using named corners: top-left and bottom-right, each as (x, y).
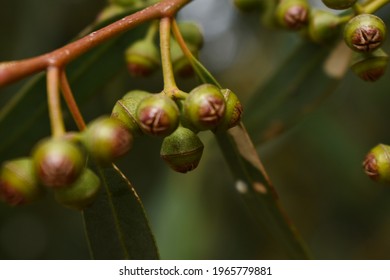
top-left (1, 0), bottom-right (390, 259)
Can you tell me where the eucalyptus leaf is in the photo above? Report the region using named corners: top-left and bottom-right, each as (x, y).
top-left (84, 164), bottom-right (159, 260)
top-left (188, 50), bottom-right (311, 259)
top-left (243, 41), bottom-right (350, 144)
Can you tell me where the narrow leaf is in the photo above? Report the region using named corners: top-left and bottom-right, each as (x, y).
top-left (189, 52), bottom-right (311, 259)
top-left (215, 125), bottom-right (311, 259)
top-left (244, 41), bottom-right (350, 144)
top-left (83, 164), bottom-right (159, 260)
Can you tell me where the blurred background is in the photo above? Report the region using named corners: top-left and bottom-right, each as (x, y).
top-left (1, 0), bottom-right (390, 259)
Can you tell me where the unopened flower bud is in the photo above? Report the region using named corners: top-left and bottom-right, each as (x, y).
top-left (308, 9), bottom-right (341, 44)
top-left (184, 84), bottom-right (226, 131)
top-left (178, 21), bottom-right (204, 49)
top-left (276, 0), bottom-right (309, 30)
top-left (125, 39), bottom-right (160, 77)
top-left (233, 0), bottom-right (263, 13)
top-left (83, 116), bottom-right (133, 164)
top-left (321, 0), bottom-right (357, 10)
top-left (215, 88), bottom-right (243, 131)
top-left (363, 144), bottom-right (390, 183)
top-left (344, 14), bottom-right (386, 53)
top-left (111, 90), bottom-right (152, 136)
top-left (160, 127), bottom-right (204, 173)
top-left (54, 168), bottom-right (101, 210)
top-left (136, 94), bottom-right (180, 137)
top-left (350, 48), bottom-right (389, 82)
top-left (32, 138), bottom-right (85, 188)
top-left (0, 158), bottom-right (43, 206)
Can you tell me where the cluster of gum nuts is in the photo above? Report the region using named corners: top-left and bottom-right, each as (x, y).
top-left (0, 83), bottom-right (242, 209)
top-left (234, 0), bottom-right (388, 82)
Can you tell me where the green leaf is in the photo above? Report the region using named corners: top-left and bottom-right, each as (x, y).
top-left (83, 164), bottom-right (159, 260)
top-left (243, 41), bottom-right (350, 144)
top-left (189, 51), bottom-right (311, 259)
top-left (215, 125), bottom-right (311, 259)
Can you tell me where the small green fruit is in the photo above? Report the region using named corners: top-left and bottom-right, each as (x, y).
top-left (215, 89), bottom-right (243, 131)
top-left (170, 39), bottom-right (197, 78)
top-left (96, 5), bottom-right (126, 23)
top-left (160, 126), bottom-right (204, 173)
top-left (184, 84), bottom-right (226, 131)
top-left (178, 21), bottom-right (204, 49)
top-left (0, 158), bottom-right (42, 206)
top-left (109, 0), bottom-right (138, 7)
top-left (111, 90), bottom-right (152, 136)
top-left (136, 94), bottom-right (180, 137)
top-left (308, 9), bottom-right (341, 44)
top-left (32, 138), bottom-right (85, 188)
top-left (233, 0), bottom-right (263, 13)
top-left (350, 48), bottom-right (389, 82)
top-left (321, 0), bottom-right (357, 10)
top-left (276, 0), bottom-right (309, 30)
top-left (83, 116), bottom-right (133, 164)
top-left (363, 144), bottom-right (390, 183)
top-left (125, 39), bottom-right (160, 77)
top-left (344, 14), bottom-right (386, 53)
top-left (54, 168), bottom-right (101, 210)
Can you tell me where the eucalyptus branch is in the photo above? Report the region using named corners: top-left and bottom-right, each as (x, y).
top-left (0, 0), bottom-right (191, 87)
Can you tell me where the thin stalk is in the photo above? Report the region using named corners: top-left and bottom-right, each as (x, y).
top-left (160, 17), bottom-right (177, 93)
top-left (59, 70), bottom-right (87, 131)
top-left (363, 0), bottom-right (390, 13)
top-left (171, 18), bottom-right (222, 88)
top-left (46, 67), bottom-right (65, 137)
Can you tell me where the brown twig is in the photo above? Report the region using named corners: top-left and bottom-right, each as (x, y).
top-left (0, 0), bottom-right (191, 87)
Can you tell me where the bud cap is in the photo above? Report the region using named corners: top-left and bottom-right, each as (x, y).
top-left (160, 126), bottom-right (204, 173)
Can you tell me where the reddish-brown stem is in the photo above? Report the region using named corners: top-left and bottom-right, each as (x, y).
top-left (60, 70), bottom-right (87, 131)
top-left (171, 19), bottom-right (194, 59)
top-left (0, 0), bottom-right (191, 87)
top-left (47, 67), bottom-right (65, 137)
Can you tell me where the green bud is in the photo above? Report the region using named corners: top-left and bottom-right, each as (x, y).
top-left (363, 144), bottom-right (390, 183)
top-left (96, 5), bottom-right (126, 23)
top-left (276, 0), bottom-right (309, 30)
top-left (83, 116), bottom-right (133, 164)
top-left (321, 0), bottom-right (357, 10)
top-left (215, 89), bottom-right (243, 131)
top-left (109, 0), bottom-right (138, 7)
top-left (125, 39), bottom-right (160, 77)
top-left (233, 0), bottom-right (263, 13)
top-left (111, 90), bottom-right (152, 136)
top-left (136, 94), bottom-right (180, 137)
top-left (54, 168), bottom-right (101, 210)
top-left (0, 158), bottom-right (43, 206)
top-left (178, 21), bottom-right (204, 49)
top-left (350, 48), bottom-right (389, 82)
top-left (160, 126), bottom-right (204, 173)
top-left (344, 14), bottom-right (386, 53)
top-left (32, 138), bottom-right (85, 188)
top-left (170, 39), bottom-right (196, 78)
top-left (183, 84), bottom-right (226, 131)
top-left (308, 9), bottom-right (341, 44)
